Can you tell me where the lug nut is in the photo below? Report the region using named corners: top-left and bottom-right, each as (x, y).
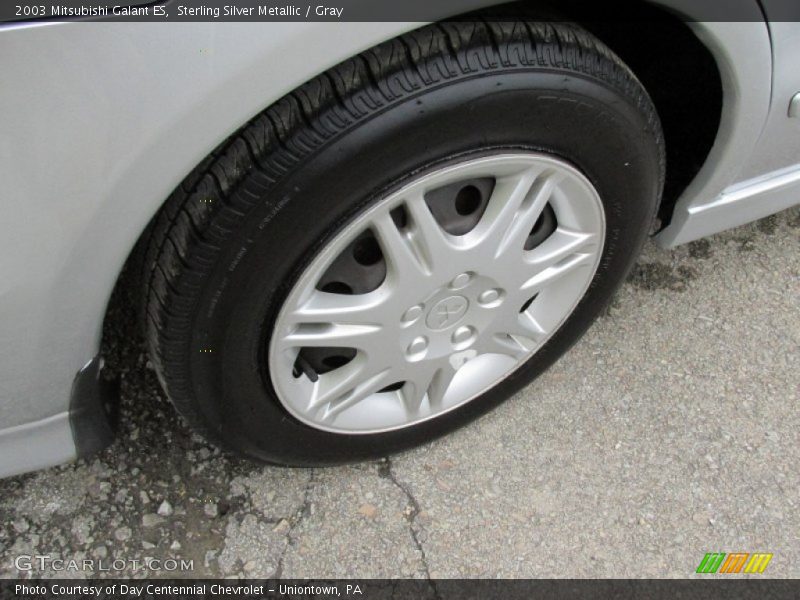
top-left (407, 336), bottom-right (428, 356)
top-left (478, 289), bottom-right (501, 305)
top-left (402, 305), bottom-right (423, 323)
top-left (450, 272), bottom-right (471, 289)
top-left (451, 326), bottom-right (475, 347)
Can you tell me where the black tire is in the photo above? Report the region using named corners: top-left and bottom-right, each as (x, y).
top-left (143, 20), bottom-right (664, 465)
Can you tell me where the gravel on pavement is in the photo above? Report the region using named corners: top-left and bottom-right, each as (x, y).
top-left (1, 207), bottom-right (798, 579)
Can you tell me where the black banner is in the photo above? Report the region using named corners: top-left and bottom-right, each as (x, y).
top-left (2, 580), bottom-right (800, 600)
top-left (3, 0), bottom-right (800, 24)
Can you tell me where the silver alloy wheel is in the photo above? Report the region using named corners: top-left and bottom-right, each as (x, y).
top-left (269, 153), bottom-right (606, 434)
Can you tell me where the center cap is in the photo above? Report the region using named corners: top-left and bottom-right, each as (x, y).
top-left (426, 295), bottom-right (469, 331)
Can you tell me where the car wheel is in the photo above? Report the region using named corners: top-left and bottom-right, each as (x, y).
top-left (143, 20), bottom-right (664, 465)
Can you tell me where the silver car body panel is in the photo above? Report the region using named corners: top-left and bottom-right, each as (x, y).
top-left (0, 8), bottom-right (798, 476)
top-left (656, 20), bottom-right (800, 246)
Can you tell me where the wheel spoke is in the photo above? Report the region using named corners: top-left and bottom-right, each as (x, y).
top-left (317, 366), bottom-right (393, 421)
top-left (490, 171), bottom-right (560, 259)
top-left (482, 311), bottom-right (546, 359)
top-left (279, 322), bottom-right (382, 352)
top-left (373, 195), bottom-right (457, 284)
top-left (400, 374), bottom-right (432, 417)
top-left (404, 192), bottom-right (453, 265)
top-left (515, 311), bottom-right (548, 341)
top-left (289, 290), bottom-right (389, 326)
top-left (426, 363), bottom-right (459, 410)
top-left (308, 360), bottom-right (364, 409)
top-left (483, 333), bottom-right (531, 360)
top-left (399, 361), bottom-right (449, 416)
top-left (520, 228), bottom-right (598, 293)
top-left (278, 289), bottom-right (392, 354)
top-left (372, 211), bottom-right (430, 285)
top-left (469, 170), bottom-right (533, 250)
top-left (467, 168), bottom-right (560, 258)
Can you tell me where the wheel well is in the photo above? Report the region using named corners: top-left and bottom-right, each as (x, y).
top-left (464, 0), bottom-right (723, 227)
top-left (573, 7), bottom-right (723, 226)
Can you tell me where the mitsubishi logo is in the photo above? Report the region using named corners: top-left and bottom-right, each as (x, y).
top-left (426, 296), bottom-right (469, 330)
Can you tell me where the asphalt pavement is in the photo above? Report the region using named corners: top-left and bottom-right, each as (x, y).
top-left (1, 207), bottom-right (798, 579)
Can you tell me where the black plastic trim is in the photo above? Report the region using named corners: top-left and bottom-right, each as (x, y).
top-left (68, 356), bottom-right (118, 458)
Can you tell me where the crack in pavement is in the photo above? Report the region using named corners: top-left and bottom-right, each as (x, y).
top-left (378, 458), bottom-right (441, 600)
top-left (274, 470), bottom-right (315, 578)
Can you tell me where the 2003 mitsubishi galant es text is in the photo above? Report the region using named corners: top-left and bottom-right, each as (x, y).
top-left (2, 1), bottom-right (798, 477)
